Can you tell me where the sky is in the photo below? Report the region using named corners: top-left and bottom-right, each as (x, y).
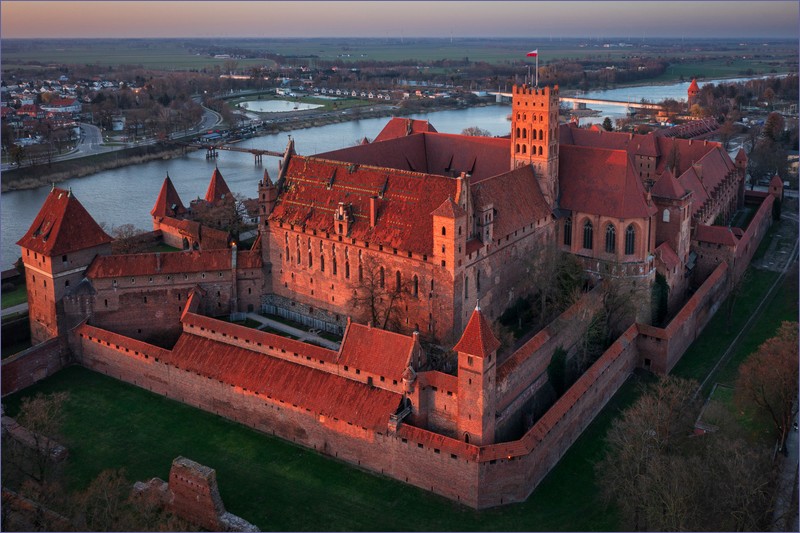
top-left (1, 1), bottom-right (798, 39)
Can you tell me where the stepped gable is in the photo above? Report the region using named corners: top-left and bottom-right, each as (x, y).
top-left (453, 306), bottom-right (500, 358)
top-left (338, 322), bottom-right (416, 381)
top-left (317, 131), bottom-right (509, 182)
top-left (471, 165), bottom-right (551, 238)
top-left (17, 187), bottom-right (113, 256)
top-left (373, 117), bottom-right (437, 142)
top-left (558, 145), bottom-right (657, 219)
top-left (695, 224), bottom-right (738, 246)
top-left (151, 175), bottom-right (186, 218)
top-left (651, 168), bottom-right (688, 199)
top-left (86, 249), bottom-right (233, 278)
top-left (269, 156), bottom-right (457, 254)
top-left (168, 333), bottom-right (402, 430)
top-left (431, 196), bottom-right (466, 218)
top-left (204, 167), bottom-right (232, 203)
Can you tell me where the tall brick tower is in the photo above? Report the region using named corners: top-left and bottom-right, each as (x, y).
top-left (454, 304), bottom-right (500, 446)
top-left (687, 79), bottom-right (700, 107)
top-left (17, 187), bottom-right (113, 344)
top-left (510, 84), bottom-right (560, 207)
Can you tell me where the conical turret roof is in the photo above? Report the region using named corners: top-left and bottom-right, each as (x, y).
top-left (453, 305), bottom-right (500, 358)
top-left (204, 167), bottom-right (232, 203)
top-left (151, 174), bottom-right (186, 217)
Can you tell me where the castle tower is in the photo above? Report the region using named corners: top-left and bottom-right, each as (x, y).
top-left (258, 168), bottom-right (278, 224)
top-left (454, 303), bottom-right (500, 446)
top-left (687, 79), bottom-right (700, 107)
top-left (204, 166), bottom-right (232, 204)
top-left (510, 84), bottom-right (560, 207)
top-left (651, 168), bottom-right (692, 264)
top-left (17, 187), bottom-right (113, 344)
top-left (150, 173), bottom-right (186, 226)
top-left (431, 195), bottom-right (467, 274)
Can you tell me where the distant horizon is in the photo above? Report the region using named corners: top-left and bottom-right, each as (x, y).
top-left (2, 1), bottom-right (798, 40)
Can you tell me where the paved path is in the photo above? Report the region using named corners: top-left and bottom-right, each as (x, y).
top-left (245, 313), bottom-right (340, 351)
top-left (1, 302), bottom-right (28, 318)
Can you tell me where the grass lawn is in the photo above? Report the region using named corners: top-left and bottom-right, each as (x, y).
top-left (1, 339), bottom-right (32, 360)
top-left (670, 266), bottom-right (779, 392)
top-left (144, 243), bottom-right (183, 253)
top-left (1, 365), bottom-right (653, 531)
top-left (1, 282), bottom-right (27, 309)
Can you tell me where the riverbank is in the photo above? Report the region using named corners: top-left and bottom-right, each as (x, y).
top-left (1, 143), bottom-right (195, 193)
top-left (1, 99), bottom-right (497, 192)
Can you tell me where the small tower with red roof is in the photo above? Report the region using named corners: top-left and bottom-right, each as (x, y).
top-left (454, 303), bottom-right (500, 445)
top-left (151, 173), bottom-right (186, 226)
top-left (17, 187), bottom-right (113, 343)
top-left (687, 79), bottom-right (700, 107)
top-left (204, 167), bottom-right (232, 204)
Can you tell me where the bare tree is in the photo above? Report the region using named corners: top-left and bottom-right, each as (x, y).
top-left (349, 254), bottom-right (409, 332)
top-left (460, 126), bottom-right (492, 137)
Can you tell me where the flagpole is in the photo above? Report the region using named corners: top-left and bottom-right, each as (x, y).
top-left (535, 53), bottom-right (539, 87)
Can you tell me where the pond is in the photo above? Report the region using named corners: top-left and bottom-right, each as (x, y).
top-left (238, 100), bottom-right (324, 113)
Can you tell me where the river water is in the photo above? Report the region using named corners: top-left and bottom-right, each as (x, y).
top-left (0, 76), bottom-right (773, 269)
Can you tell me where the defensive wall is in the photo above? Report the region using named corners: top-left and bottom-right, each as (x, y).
top-left (1, 338), bottom-right (68, 397)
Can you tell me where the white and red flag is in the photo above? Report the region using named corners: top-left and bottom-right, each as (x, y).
top-left (526, 49), bottom-right (538, 57)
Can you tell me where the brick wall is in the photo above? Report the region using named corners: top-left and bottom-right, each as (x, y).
top-left (1, 338), bottom-right (68, 397)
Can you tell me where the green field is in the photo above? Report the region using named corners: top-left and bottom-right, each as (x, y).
top-left (1, 281), bottom-right (27, 309)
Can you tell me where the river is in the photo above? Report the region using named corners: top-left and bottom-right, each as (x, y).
top-left (0, 75), bottom-right (776, 269)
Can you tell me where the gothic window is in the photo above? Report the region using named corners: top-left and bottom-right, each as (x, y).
top-left (320, 254), bottom-right (325, 272)
top-left (532, 129), bottom-right (537, 140)
top-left (358, 263), bottom-right (363, 282)
top-left (539, 128), bottom-right (543, 139)
top-left (332, 257), bottom-right (337, 276)
top-left (395, 271), bottom-right (401, 292)
top-left (345, 261), bottom-right (350, 279)
top-left (308, 252), bottom-right (313, 268)
top-left (441, 226), bottom-right (446, 236)
top-left (476, 270), bottom-right (481, 292)
top-left (515, 143), bottom-right (520, 153)
top-left (515, 127), bottom-right (520, 138)
top-left (412, 275), bottom-right (419, 297)
top-left (583, 220), bottom-right (594, 250)
top-left (431, 279), bottom-right (434, 292)
top-left (522, 128), bottom-right (526, 139)
top-left (564, 217), bottom-right (572, 246)
top-left (464, 277), bottom-right (469, 299)
top-left (379, 266), bottom-right (385, 288)
top-left (662, 209), bottom-right (670, 223)
top-left (285, 246), bottom-right (289, 260)
top-left (625, 225), bottom-right (636, 255)
top-left (605, 224), bottom-right (616, 253)
top-left (538, 146), bottom-right (543, 156)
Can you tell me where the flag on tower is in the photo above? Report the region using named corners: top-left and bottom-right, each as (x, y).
top-left (526, 49), bottom-right (538, 57)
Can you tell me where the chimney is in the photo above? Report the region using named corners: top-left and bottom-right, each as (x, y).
top-left (369, 196), bottom-right (378, 228)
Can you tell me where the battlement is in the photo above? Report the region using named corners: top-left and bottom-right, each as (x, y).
top-left (512, 84), bottom-right (559, 97)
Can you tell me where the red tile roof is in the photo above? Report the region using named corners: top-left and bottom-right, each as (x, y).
top-left (316, 132), bottom-right (510, 182)
top-left (77, 322), bottom-right (171, 360)
top-left (168, 333), bottom-right (401, 430)
top-left (558, 145), bottom-right (657, 219)
top-left (655, 242), bottom-right (681, 271)
top-left (694, 224), bottom-right (738, 247)
top-left (735, 148), bottom-right (747, 164)
top-left (373, 117), bottom-right (437, 142)
top-left (269, 156), bottom-right (457, 255)
top-left (453, 307), bottom-right (500, 358)
top-left (204, 168), bottom-right (232, 203)
top-left (431, 196), bottom-right (466, 218)
top-left (151, 175), bottom-right (187, 218)
top-left (338, 322), bottom-right (415, 380)
top-left (472, 165), bottom-right (552, 238)
top-left (688, 78), bottom-right (700, 94)
top-left (677, 167), bottom-right (709, 216)
top-left (417, 370), bottom-right (458, 392)
top-left (85, 248), bottom-right (258, 278)
top-left (651, 168), bottom-right (688, 199)
top-left (17, 187), bottom-right (113, 256)
top-left (397, 424), bottom-right (478, 460)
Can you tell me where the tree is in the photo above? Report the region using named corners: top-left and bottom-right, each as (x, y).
top-left (597, 376), bottom-right (775, 531)
top-left (601, 117), bottom-right (613, 131)
top-left (349, 254), bottom-right (409, 332)
top-left (460, 126), bottom-right (491, 137)
top-left (110, 224), bottom-right (147, 254)
top-left (735, 321), bottom-right (799, 449)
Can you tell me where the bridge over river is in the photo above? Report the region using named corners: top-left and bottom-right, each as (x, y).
top-left (489, 92), bottom-right (663, 111)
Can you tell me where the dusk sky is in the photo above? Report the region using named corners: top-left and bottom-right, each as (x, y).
top-left (2, 1), bottom-right (798, 39)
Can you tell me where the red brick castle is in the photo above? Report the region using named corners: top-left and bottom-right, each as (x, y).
top-left (10, 83), bottom-right (780, 509)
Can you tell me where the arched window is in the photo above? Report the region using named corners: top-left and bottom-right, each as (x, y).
top-left (662, 209), bottom-right (670, 223)
top-left (538, 146), bottom-right (543, 156)
top-left (532, 129), bottom-right (537, 140)
top-left (522, 128), bottom-right (527, 139)
top-left (358, 263), bottom-right (363, 281)
top-left (625, 225), bottom-right (636, 255)
top-left (516, 127), bottom-right (521, 137)
top-left (605, 224), bottom-right (616, 253)
top-left (441, 226), bottom-right (446, 236)
top-left (345, 261), bottom-right (350, 279)
top-left (308, 252), bottom-right (313, 268)
top-left (522, 144), bottom-right (527, 154)
top-left (332, 257), bottom-right (337, 275)
top-left (516, 143), bottom-right (520, 153)
top-left (379, 266), bottom-right (385, 288)
top-left (583, 220), bottom-right (594, 249)
top-left (285, 246), bottom-right (289, 260)
top-left (564, 217), bottom-right (572, 246)
top-left (539, 128), bottom-right (544, 139)
top-left (320, 254), bottom-right (325, 272)
top-left (412, 275), bottom-right (419, 297)
top-left (395, 270), bottom-right (401, 292)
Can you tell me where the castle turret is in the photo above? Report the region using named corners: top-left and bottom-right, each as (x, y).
top-left (431, 195), bottom-right (467, 274)
top-left (454, 303), bottom-right (500, 445)
top-left (151, 173), bottom-right (186, 224)
top-left (258, 168), bottom-right (278, 223)
top-left (510, 84), bottom-right (560, 207)
top-left (17, 187), bottom-right (113, 343)
top-left (687, 79), bottom-right (700, 107)
top-left (204, 166), bottom-right (232, 204)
